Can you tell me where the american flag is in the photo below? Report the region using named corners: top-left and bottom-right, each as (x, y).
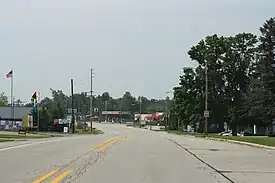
top-left (6, 70), bottom-right (13, 78)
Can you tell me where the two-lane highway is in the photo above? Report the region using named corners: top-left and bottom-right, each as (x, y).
top-left (1, 123), bottom-right (275, 183)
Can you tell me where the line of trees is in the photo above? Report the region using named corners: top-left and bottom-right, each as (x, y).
top-left (0, 90), bottom-right (172, 129)
top-left (171, 17), bottom-right (275, 135)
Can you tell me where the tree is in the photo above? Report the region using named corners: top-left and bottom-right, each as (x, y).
top-left (223, 33), bottom-right (257, 135)
top-left (14, 99), bottom-right (23, 107)
top-left (173, 67), bottom-right (203, 131)
top-left (247, 17), bottom-right (275, 133)
top-left (0, 93), bottom-right (8, 107)
top-left (51, 89), bottom-right (67, 119)
top-left (120, 91), bottom-right (137, 112)
top-left (187, 35), bottom-right (228, 131)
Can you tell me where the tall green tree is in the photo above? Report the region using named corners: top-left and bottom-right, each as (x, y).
top-left (188, 35), bottom-right (228, 131)
top-left (223, 33), bottom-right (257, 135)
top-left (0, 93), bottom-right (8, 107)
top-left (248, 17), bottom-right (275, 132)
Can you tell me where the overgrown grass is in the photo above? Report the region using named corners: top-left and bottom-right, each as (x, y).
top-left (168, 130), bottom-right (275, 147)
top-left (0, 134), bottom-right (50, 139)
top-left (76, 129), bottom-right (104, 135)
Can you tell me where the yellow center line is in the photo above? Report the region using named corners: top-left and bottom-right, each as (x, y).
top-left (50, 170), bottom-right (72, 183)
top-left (90, 137), bottom-right (119, 150)
top-left (32, 169), bottom-right (59, 183)
top-left (98, 138), bottom-right (121, 151)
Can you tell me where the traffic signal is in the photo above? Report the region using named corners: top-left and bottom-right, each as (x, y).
top-left (31, 92), bottom-right (37, 112)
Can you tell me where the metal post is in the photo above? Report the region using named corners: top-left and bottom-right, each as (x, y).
top-left (165, 98), bottom-right (168, 131)
top-left (139, 97), bottom-right (142, 128)
top-left (90, 68), bottom-right (93, 132)
top-left (105, 101), bottom-right (107, 122)
top-left (11, 70), bottom-right (14, 126)
top-left (37, 92), bottom-right (40, 132)
top-left (150, 112), bottom-right (153, 130)
top-left (71, 79), bottom-right (75, 134)
top-left (205, 60), bottom-right (208, 135)
top-left (120, 106), bottom-right (122, 123)
top-left (177, 117), bottom-right (180, 131)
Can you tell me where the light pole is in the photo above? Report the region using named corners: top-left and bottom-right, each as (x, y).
top-left (204, 60), bottom-right (209, 135)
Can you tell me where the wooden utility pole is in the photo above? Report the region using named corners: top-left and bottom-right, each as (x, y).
top-left (71, 79), bottom-right (75, 134)
top-left (90, 68), bottom-right (93, 132)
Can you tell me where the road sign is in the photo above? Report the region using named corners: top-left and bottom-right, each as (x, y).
top-left (63, 127), bottom-right (68, 133)
top-left (204, 110), bottom-right (209, 118)
top-left (68, 109), bottom-right (77, 114)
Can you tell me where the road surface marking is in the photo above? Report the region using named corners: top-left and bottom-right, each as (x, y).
top-left (99, 138), bottom-right (121, 151)
top-left (90, 137), bottom-right (119, 150)
top-left (0, 137), bottom-right (81, 152)
top-left (50, 169), bottom-right (72, 183)
top-left (32, 169), bottom-right (59, 183)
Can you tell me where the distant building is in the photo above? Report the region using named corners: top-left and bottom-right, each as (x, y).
top-left (0, 107), bottom-right (32, 130)
top-left (0, 107), bottom-right (32, 120)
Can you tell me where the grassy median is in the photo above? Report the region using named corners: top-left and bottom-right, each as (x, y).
top-left (168, 130), bottom-right (275, 147)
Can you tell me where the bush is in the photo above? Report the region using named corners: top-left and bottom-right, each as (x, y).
top-left (268, 132), bottom-right (275, 137)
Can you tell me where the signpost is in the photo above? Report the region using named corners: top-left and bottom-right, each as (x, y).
top-left (204, 110), bottom-right (209, 118)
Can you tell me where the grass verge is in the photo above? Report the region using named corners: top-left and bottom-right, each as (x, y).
top-left (0, 134), bottom-right (50, 139)
top-left (168, 130), bottom-right (275, 147)
top-left (77, 129), bottom-right (104, 135)
top-left (0, 139), bottom-right (14, 143)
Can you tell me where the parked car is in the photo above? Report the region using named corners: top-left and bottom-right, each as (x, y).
top-left (218, 130), bottom-right (243, 136)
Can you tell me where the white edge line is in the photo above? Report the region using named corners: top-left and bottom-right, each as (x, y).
top-left (0, 136), bottom-right (80, 152)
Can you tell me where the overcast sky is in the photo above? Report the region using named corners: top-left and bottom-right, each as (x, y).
top-left (0, 0), bottom-right (274, 102)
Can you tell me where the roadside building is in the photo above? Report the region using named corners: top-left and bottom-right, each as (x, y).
top-left (0, 107), bottom-right (32, 130)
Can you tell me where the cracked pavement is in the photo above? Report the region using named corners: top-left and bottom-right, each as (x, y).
top-left (0, 123), bottom-right (275, 183)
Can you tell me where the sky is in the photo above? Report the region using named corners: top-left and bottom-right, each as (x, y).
top-left (0, 0), bottom-right (274, 102)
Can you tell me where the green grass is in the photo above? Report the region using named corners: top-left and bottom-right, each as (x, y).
top-left (0, 134), bottom-right (50, 139)
top-left (0, 139), bottom-right (14, 143)
top-left (168, 130), bottom-right (275, 147)
top-left (76, 129), bottom-right (104, 135)
top-left (215, 136), bottom-right (275, 147)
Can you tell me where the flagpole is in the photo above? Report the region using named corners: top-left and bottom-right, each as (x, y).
top-left (11, 70), bottom-right (14, 126)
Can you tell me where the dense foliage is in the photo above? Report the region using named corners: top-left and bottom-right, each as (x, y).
top-left (172, 17), bottom-right (275, 135)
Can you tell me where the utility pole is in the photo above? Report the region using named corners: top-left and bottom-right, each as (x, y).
top-left (139, 97), bottom-right (142, 128)
top-left (120, 105), bottom-right (122, 123)
top-left (71, 79), bottom-right (75, 134)
top-left (105, 101), bottom-right (108, 122)
top-left (90, 68), bottom-right (93, 132)
top-left (165, 92), bottom-right (171, 131)
top-left (204, 60), bottom-right (209, 135)
top-left (165, 97), bottom-right (168, 131)
top-left (150, 111), bottom-right (153, 130)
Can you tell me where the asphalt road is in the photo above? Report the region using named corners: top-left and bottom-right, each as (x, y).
top-left (0, 123), bottom-right (275, 183)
